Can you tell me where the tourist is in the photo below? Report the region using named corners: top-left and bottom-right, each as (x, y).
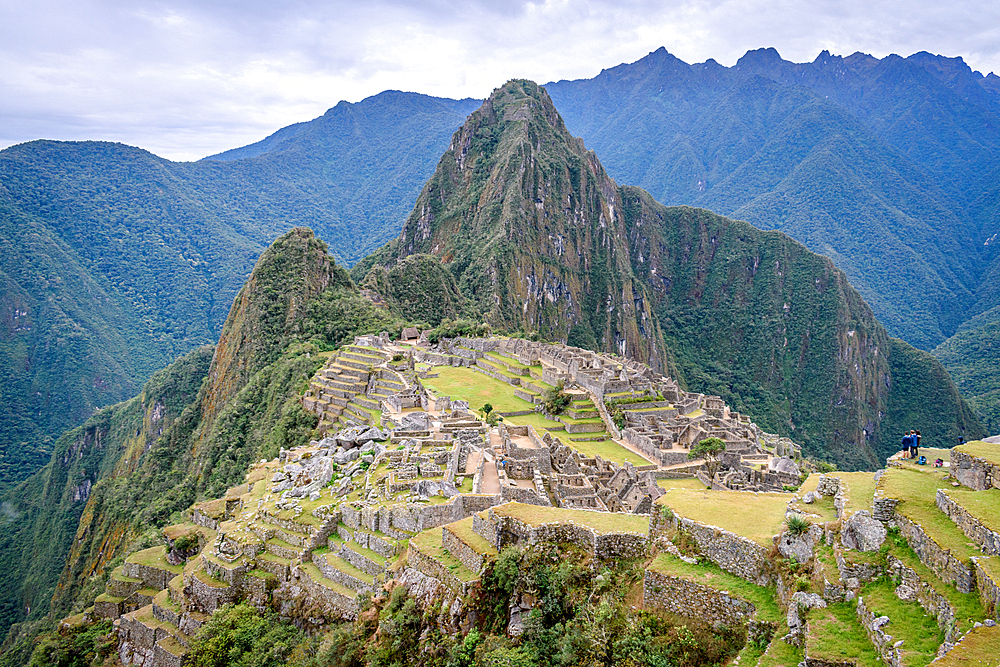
top-left (901, 431), bottom-right (913, 459)
top-left (911, 430), bottom-right (920, 459)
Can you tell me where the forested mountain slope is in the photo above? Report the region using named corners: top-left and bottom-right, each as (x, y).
top-left (357, 80), bottom-right (984, 470)
top-left (0, 93), bottom-right (477, 491)
top-left (546, 47), bottom-right (1000, 350)
top-left (0, 228), bottom-right (412, 648)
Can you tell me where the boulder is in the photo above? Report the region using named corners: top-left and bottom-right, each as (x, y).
top-left (801, 491), bottom-right (817, 504)
top-left (777, 523), bottom-right (823, 563)
top-left (841, 510), bottom-right (887, 552)
top-left (769, 456), bottom-right (800, 477)
top-left (357, 426), bottom-right (385, 443)
top-left (334, 448), bottom-right (361, 466)
top-left (399, 412), bottom-right (431, 431)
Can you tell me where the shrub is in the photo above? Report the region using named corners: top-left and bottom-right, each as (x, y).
top-left (542, 380), bottom-right (572, 416)
top-left (784, 514), bottom-right (812, 537)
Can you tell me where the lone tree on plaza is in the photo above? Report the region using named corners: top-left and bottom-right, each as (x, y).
top-left (688, 437), bottom-right (726, 477)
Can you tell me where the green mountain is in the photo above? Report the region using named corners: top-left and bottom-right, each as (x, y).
top-left (0, 228), bottom-right (408, 644)
top-left (358, 80), bottom-right (984, 469)
top-left (545, 48), bottom-right (1000, 350)
top-left (933, 320), bottom-right (1000, 435)
top-left (0, 93), bottom-right (478, 491)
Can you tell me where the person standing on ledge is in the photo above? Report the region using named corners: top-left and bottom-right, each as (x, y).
top-left (911, 430), bottom-right (920, 459)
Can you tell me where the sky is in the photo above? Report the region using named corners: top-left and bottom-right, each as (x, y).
top-left (3, 0), bottom-right (1000, 162)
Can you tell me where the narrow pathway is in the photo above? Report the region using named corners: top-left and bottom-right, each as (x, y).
top-left (480, 452), bottom-right (500, 494)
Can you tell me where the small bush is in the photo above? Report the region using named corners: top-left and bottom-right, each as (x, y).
top-left (784, 514), bottom-right (811, 537)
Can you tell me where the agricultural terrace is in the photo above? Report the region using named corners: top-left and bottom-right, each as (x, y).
top-left (878, 466), bottom-right (983, 562)
top-left (488, 502), bottom-right (649, 534)
top-left (420, 364), bottom-right (650, 466)
top-left (656, 489), bottom-right (790, 546)
top-left (953, 440), bottom-right (1000, 465)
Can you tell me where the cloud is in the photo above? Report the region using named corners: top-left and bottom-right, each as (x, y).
top-left (1, 0), bottom-right (998, 161)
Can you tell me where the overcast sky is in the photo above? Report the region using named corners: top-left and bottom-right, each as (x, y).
top-left (3, 0), bottom-right (999, 162)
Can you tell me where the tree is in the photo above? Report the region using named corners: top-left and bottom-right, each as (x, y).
top-left (688, 437), bottom-right (727, 477)
top-left (543, 380), bottom-right (572, 416)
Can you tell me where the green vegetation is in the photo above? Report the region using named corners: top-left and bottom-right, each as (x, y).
top-left (0, 229), bottom-right (412, 646)
top-left (806, 602), bottom-right (880, 667)
top-left (934, 320), bottom-right (1000, 435)
top-left (658, 490), bottom-right (789, 546)
top-left (24, 619), bottom-right (116, 667)
top-left (687, 437), bottom-right (726, 477)
top-left (490, 502), bottom-right (649, 534)
top-left (542, 381), bottom-right (572, 416)
top-left (784, 515), bottom-right (811, 537)
top-left (953, 440), bottom-right (1000, 464)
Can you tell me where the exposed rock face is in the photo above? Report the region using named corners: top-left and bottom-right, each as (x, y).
top-left (842, 510), bottom-right (888, 552)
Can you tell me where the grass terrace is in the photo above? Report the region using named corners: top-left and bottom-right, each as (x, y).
top-left (490, 502), bottom-right (649, 534)
top-left (953, 440), bottom-right (1000, 464)
top-left (125, 547), bottom-right (183, 575)
top-left (833, 471), bottom-right (879, 515)
top-left (410, 527), bottom-right (478, 582)
top-left (656, 489), bottom-right (789, 546)
top-left (806, 603), bottom-right (880, 667)
top-left (656, 477), bottom-right (709, 491)
top-left (879, 467), bottom-right (982, 562)
top-left (932, 623), bottom-right (1000, 666)
top-left (422, 366), bottom-right (535, 413)
top-left (886, 539), bottom-right (986, 633)
top-left (940, 487), bottom-right (1000, 534)
top-left (645, 553), bottom-right (781, 623)
top-left (861, 578), bottom-right (943, 666)
top-left (445, 516), bottom-right (497, 557)
top-left (549, 434), bottom-right (651, 467)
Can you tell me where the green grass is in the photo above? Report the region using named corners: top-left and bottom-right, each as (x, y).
top-left (410, 527), bottom-right (479, 582)
top-left (490, 502), bottom-right (649, 534)
top-left (646, 553), bottom-right (781, 623)
top-left (656, 477), bottom-right (709, 491)
top-left (829, 471), bottom-right (879, 515)
top-left (555, 436), bottom-right (652, 466)
top-left (806, 603), bottom-right (881, 667)
top-left (422, 366), bottom-right (535, 413)
top-left (880, 468), bottom-right (982, 561)
top-left (445, 516), bottom-right (497, 556)
top-left (862, 578), bottom-right (943, 666)
top-left (886, 540), bottom-right (985, 633)
top-left (941, 488), bottom-right (1000, 533)
top-left (485, 351), bottom-right (528, 369)
top-left (125, 546), bottom-right (184, 574)
top-left (300, 563), bottom-right (358, 597)
top-left (931, 624), bottom-right (1000, 666)
top-left (657, 489), bottom-right (789, 546)
top-left (504, 412), bottom-right (563, 431)
top-left (953, 440), bottom-right (1000, 465)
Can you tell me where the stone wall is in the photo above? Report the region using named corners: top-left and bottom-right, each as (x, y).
top-left (972, 557), bottom-right (1000, 621)
top-left (950, 448), bottom-right (1000, 491)
top-left (936, 490), bottom-right (1000, 556)
top-left (886, 554), bottom-right (957, 641)
top-left (288, 566), bottom-right (359, 619)
top-left (480, 508), bottom-right (649, 562)
top-left (442, 527), bottom-right (489, 574)
top-left (894, 514), bottom-right (975, 593)
top-left (406, 539), bottom-right (475, 595)
top-left (670, 515), bottom-right (774, 586)
top-left (856, 596), bottom-right (903, 667)
top-left (643, 570), bottom-right (756, 627)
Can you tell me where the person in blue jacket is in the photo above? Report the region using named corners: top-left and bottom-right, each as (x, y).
top-left (901, 431), bottom-right (913, 458)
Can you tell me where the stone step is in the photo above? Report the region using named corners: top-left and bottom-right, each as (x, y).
top-left (266, 537), bottom-right (304, 560)
top-left (353, 396), bottom-right (380, 410)
top-left (123, 546), bottom-right (184, 590)
top-left (152, 589), bottom-right (182, 631)
top-left (338, 541), bottom-right (389, 577)
top-left (345, 346), bottom-right (389, 361)
top-left (298, 562), bottom-right (360, 617)
top-left (311, 549), bottom-right (376, 593)
top-left (349, 527), bottom-right (403, 559)
top-left (257, 553), bottom-right (292, 582)
top-left (168, 575), bottom-right (185, 606)
top-left (108, 565), bottom-right (144, 598)
top-left (93, 593), bottom-right (126, 619)
top-left (185, 567), bottom-right (239, 614)
top-left (343, 405), bottom-right (372, 424)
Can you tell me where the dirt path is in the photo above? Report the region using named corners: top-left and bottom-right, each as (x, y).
top-left (465, 450), bottom-right (482, 476)
top-left (480, 451), bottom-right (500, 494)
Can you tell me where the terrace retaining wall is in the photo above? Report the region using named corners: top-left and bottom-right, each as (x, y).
top-left (950, 448), bottom-right (1000, 491)
top-left (936, 490), bottom-right (1000, 556)
top-left (886, 554), bottom-right (958, 641)
top-left (893, 514), bottom-right (975, 593)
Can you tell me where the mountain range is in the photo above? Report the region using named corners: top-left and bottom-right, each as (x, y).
top-left (0, 77), bottom-right (987, 654)
top-left (1, 47), bottom-right (998, 492)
